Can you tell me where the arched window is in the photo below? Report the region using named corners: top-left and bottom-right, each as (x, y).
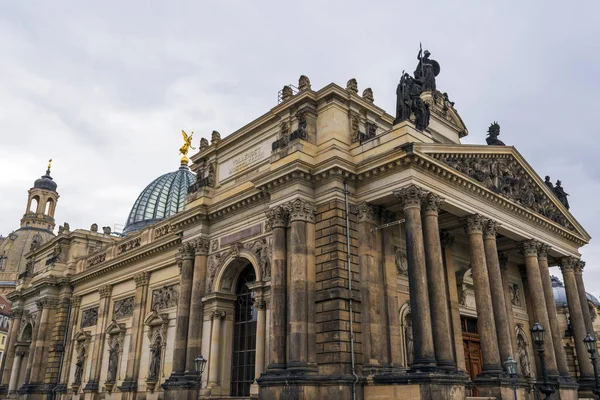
top-left (45, 198), bottom-right (54, 215)
top-left (230, 264), bottom-right (256, 397)
top-left (29, 196), bottom-right (39, 213)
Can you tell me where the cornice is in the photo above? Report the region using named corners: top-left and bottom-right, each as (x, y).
top-left (71, 235), bottom-right (181, 285)
top-left (406, 150), bottom-right (588, 247)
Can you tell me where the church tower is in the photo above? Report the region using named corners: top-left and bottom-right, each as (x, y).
top-left (20, 159), bottom-right (59, 232)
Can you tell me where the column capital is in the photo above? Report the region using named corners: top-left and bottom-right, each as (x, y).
top-left (211, 310), bottom-right (226, 320)
top-left (394, 184), bottom-right (426, 210)
top-left (36, 297), bottom-right (59, 310)
top-left (193, 238), bottom-right (210, 255)
top-left (355, 202), bottom-right (379, 223)
top-left (520, 239), bottom-right (539, 257)
top-left (71, 295), bottom-right (82, 307)
top-left (482, 219), bottom-right (499, 239)
top-left (498, 252), bottom-right (509, 271)
top-left (559, 256), bottom-right (578, 273)
top-left (440, 230), bottom-right (454, 248)
top-left (462, 214), bottom-right (486, 235)
top-left (99, 284), bottom-right (113, 298)
top-left (256, 300), bottom-right (267, 309)
top-left (179, 241), bottom-right (196, 260)
top-left (134, 271), bottom-right (151, 287)
top-left (284, 198), bottom-right (316, 223)
top-left (11, 308), bottom-right (24, 319)
top-left (537, 243), bottom-right (551, 261)
top-left (265, 205), bottom-right (289, 229)
top-left (421, 192), bottom-right (444, 214)
top-left (574, 260), bottom-right (585, 274)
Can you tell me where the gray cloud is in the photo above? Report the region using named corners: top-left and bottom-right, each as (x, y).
top-left (1, 0), bottom-right (599, 295)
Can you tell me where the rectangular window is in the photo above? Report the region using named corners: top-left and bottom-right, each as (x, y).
top-left (1, 336), bottom-right (5, 344)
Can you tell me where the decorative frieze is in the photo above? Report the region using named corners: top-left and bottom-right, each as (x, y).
top-left (151, 285), bottom-right (179, 311)
top-left (118, 237), bottom-right (141, 255)
top-left (154, 224), bottom-right (172, 239)
top-left (113, 297), bottom-right (134, 320)
top-left (435, 153), bottom-right (574, 230)
top-left (87, 252), bottom-right (106, 268)
top-left (81, 307), bottom-right (99, 328)
top-left (394, 184), bottom-right (426, 209)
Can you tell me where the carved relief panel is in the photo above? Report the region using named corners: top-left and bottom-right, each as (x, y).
top-left (81, 307), bottom-right (98, 328)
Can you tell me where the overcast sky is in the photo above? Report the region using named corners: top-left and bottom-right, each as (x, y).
top-left (1, 2), bottom-right (599, 295)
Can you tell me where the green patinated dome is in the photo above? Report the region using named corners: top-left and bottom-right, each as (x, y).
top-left (123, 163), bottom-right (196, 234)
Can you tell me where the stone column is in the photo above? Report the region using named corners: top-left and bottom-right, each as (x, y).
top-left (440, 231), bottom-right (466, 371)
top-left (2, 308), bottom-right (23, 389)
top-left (185, 238), bottom-right (209, 374)
top-left (120, 271), bottom-right (150, 392)
top-left (171, 242), bottom-right (195, 376)
top-left (482, 220), bottom-right (513, 367)
top-left (463, 214), bottom-right (502, 373)
top-left (8, 348), bottom-right (25, 393)
top-left (356, 202), bottom-right (389, 370)
top-left (84, 284), bottom-right (112, 392)
top-left (574, 261), bottom-right (595, 335)
top-left (560, 257), bottom-right (594, 378)
top-left (255, 299), bottom-right (267, 380)
top-left (265, 205), bottom-right (288, 370)
top-left (30, 298), bottom-right (57, 383)
top-left (207, 310), bottom-right (225, 388)
top-left (521, 240), bottom-right (558, 376)
top-left (23, 303), bottom-right (43, 384)
top-left (421, 194), bottom-right (454, 369)
top-left (58, 295), bottom-right (81, 390)
top-left (537, 245), bottom-right (570, 377)
top-left (498, 254), bottom-right (518, 363)
top-left (394, 185), bottom-right (435, 369)
top-left (284, 199), bottom-right (315, 371)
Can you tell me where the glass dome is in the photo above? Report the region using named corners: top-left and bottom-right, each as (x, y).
top-left (123, 163), bottom-right (196, 233)
top-left (551, 275), bottom-right (600, 307)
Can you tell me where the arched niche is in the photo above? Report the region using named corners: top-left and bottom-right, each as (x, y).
top-left (213, 250), bottom-right (261, 294)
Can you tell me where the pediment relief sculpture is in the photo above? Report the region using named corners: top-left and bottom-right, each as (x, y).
top-left (430, 151), bottom-right (575, 231)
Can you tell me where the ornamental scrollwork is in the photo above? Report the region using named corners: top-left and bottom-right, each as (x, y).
top-left (87, 252), bottom-right (106, 268)
top-left (435, 153), bottom-right (574, 230)
top-left (118, 237), bottom-right (141, 255)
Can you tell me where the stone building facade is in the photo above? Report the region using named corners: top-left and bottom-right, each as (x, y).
top-left (0, 65), bottom-right (598, 400)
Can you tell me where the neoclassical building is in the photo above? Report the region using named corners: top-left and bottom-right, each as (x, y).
top-left (1, 53), bottom-right (598, 400)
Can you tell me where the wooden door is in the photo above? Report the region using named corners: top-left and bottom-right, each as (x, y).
top-left (461, 316), bottom-right (482, 395)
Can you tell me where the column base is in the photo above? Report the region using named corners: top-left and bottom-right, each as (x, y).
top-left (258, 373), bottom-right (357, 400)
top-left (119, 378), bottom-right (138, 392)
top-left (577, 375), bottom-right (597, 397)
top-left (0, 383), bottom-right (7, 395)
top-left (16, 382), bottom-right (54, 399)
top-left (372, 371), bottom-right (469, 400)
top-left (410, 357), bottom-right (438, 373)
top-left (162, 375), bottom-right (202, 400)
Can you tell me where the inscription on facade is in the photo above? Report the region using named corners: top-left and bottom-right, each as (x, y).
top-left (113, 297), bottom-right (134, 320)
top-left (151, 285), bottom-right (179, 311)
top-left (81, 307), bottom-right (99, 328)
top-left (220, 224), bottom-right (262, 247)
top-left (219, 138), bottom-right (272, 182)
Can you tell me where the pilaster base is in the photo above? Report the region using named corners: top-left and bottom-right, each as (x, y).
top-left (119, 378), bottom-right (138, 392)
top-left (82, 379), bottom-right (99, 392)
top-left (258, 372), bottom-right (357, 400)
top-left (577, 376), bottom-right (597, 398)
top-left (162, 373), bottom-right (202, 400)
top-left (15, 382), bottom-right (54, 400)
top-left (371, 371), bottom-right (469, 400)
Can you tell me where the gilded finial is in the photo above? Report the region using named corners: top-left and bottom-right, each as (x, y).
top-left (179, 130), bottom-right (196, 164)
top-left (48, 159), bottom-right (52, 170)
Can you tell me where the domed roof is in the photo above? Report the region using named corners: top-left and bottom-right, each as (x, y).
top-left (0, 228), bottom-right (54, 275)
top-left (33, 168), bottom-right (57, 191)
top-left (123, 163), bottom-right (196, 233)
top-left (552, 276), bottom-right (600, 307)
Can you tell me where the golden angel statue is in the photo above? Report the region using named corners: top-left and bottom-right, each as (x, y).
top-left (179, 130), bottom-right (196, 162)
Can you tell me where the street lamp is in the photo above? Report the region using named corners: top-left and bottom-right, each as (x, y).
top-left (583, 334), bottom-right (600, 397)
top-left (504, 355), bottom-right (518, 400)
top-left (530, 322), bottom-right (555, 400)
top-left (194, 355), bottom-right (207, 400)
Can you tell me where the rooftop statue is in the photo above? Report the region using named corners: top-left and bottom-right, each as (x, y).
top-left (485, 122), bottom-right (505, 146)
top-left (554, 180), bottom-right (570, 209)
top-left (544, 176), bottom-right (555, 192)
top-left (179, 130), bottom-right (196, 163)
top-left (414, 44), bottom-right (440, 91)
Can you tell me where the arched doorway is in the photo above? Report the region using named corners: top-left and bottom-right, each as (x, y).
top-left (230, 264), bottom-right (257, 396)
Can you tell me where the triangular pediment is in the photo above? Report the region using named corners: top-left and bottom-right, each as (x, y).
top-left (415, 144), bottom-right (590, 242)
